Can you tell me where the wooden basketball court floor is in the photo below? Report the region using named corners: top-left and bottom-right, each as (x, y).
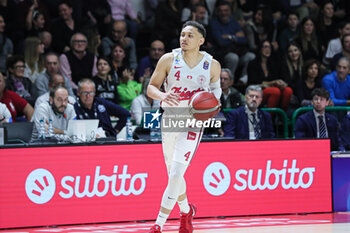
top-left (1, 212), bottom-right (350, 233)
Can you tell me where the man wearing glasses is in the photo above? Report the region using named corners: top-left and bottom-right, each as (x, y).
top-left (59, 33), bottom-right (98, 90)
top-left (31, 86), bottom-right (76, 138)
top-left (74, 78), bottom-right (130, 137)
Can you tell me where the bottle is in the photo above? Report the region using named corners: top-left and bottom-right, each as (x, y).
top-left (48, 119), bottom-right (54, 138)
top-left (150, 127), bottom-right (161, 142)
top-left (126, 117), bottom-right (133, 141)
top-left (38, 118), bottom-right (46, 139)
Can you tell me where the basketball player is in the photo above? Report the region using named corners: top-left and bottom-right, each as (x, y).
top-left (147, 21), bottom-right (221, 233)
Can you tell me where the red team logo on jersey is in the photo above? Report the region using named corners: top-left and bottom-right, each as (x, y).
top-left (187, 131), bottom-right (197, 140)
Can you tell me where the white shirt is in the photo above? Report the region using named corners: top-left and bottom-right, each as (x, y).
top-left (0, 103), bottom-right (11, 122)
top-left (24, 63), bottom-right (46, 83)
top-left (325, 38), bottom-right (342, 59)
top-left (130, 94), bottom-right (161, 125)
top-left (31, 101), bottom-right (76, 138)
top-left (163, 48), bottom-right (212, 109)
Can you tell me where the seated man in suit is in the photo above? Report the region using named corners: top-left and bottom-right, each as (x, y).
top-left (224, 85), bottom-right (275, 139)
top-left (295, 88), bottom-right (343, 151)
top-left (340, 113), bottom-right (350, 150)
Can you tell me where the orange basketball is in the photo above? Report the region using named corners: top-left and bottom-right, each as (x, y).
top-left (189, 91), bottom-right (220, 121)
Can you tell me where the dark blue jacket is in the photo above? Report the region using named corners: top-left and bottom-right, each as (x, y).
top-left (74, 97), bottom-right (130, 137)
top-left (295, 110), bottom-right (342, 151)
top-left (340, 114), bottom-right (350, 150)
top-left (223, 106), bottom-right (275, 139)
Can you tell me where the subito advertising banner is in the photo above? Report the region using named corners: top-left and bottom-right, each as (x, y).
top-left (0, 139), bottom-right (332, 229)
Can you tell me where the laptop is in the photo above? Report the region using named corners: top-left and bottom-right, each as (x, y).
top-left (66, 119), bottom-right (99, 143)
top-left (2, 122), bottom-right (34, 144)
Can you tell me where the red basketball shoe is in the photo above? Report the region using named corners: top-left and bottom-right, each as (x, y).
top-left (179, 203), bottom-right (197, 233)
top-left (149, 224), bottom-right (162, 233)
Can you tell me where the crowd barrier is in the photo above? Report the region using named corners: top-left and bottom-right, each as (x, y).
top-left (0, 139), bottom-right (332, 229)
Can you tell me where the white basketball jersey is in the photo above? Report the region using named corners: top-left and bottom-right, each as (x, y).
top-left (162, 48), bottom-right (212, 108)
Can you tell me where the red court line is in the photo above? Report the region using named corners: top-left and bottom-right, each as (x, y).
top-left (1, 213), bottom-right (349, 233)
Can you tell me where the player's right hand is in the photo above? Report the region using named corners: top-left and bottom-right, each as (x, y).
top-left (160, 92), bottom-right (180, 106)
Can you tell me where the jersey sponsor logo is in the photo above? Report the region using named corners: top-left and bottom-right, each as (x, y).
top-left (174, 66), bottom-right (182, 69)
top-left (187, 131), bottom-right (196, 140)
top-left (171, 87), bottom-right (204, 100)
top-left (175, 56), bottom-right (181, 64)
top-left (203, 60), bottom-right (209, 70)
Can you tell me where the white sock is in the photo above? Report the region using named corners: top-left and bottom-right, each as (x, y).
top-left (155, 211), bottom-right (169, 230)
top-left (178, 198), bottom-right (190, 214)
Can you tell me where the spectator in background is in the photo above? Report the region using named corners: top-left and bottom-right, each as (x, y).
top-left (38, 31), bottom-right (53, 54)
top-left (82, 0), bottom-right (111, 38)
top-left (244, 5), bottom-right (276, 51)
top-left (136, 39), bottom-right (165, 83)
top-left (74, 78), bottom-right (130, 137)
top-left (0, 72), bottom-right (34, 122)
top-left (26, 5), bottom-right (46, 37)
top-left (247, 40), bottom-right (293, 111)
top-left (324, 21), bottom-right (350, 65)
top-left (59, 33), bottom-right (98, 90)
top-left (330, 33), bottom-right (350, 70)
top-left (224, 85), bottom-right (275, 139)
top-left (295, 88), bottom-right (342, 151)
top-left (0, 14), bottom-right (13, 74)
top-left (130, 77), bottom-right (160, 125)
top-left (0, 102), bottom-right (11, 122)
top-left (35, 52), bottom-right (74, 98)
top-left (31, 86), bottom-right (76, 138)
top-left (92, 56), bottom-right (119, 104)
top-left (279, 0), bottom-right (319, 20)
top-left (322, 57), bottom-right (350, 106)
top-left (181, 1), bottom-right (209, 25)
top-left (35, 73), bottom-right (75, 109)
top-left (143, 0), bottom-right (159, 30)
top-left (101, 20), bottom-right (137, 70)
top-left (117, 67), bottom-right (142, 111)
top-left (294, 17), bottom-right (323, 62)
top-left (51, 1), bottom-right (80, 53)
top-left (295, 59), bottom-right (322, 107)
top-left (222, 0), bottom-right (244, 21)
top-left (154, 0), bottom-right (183, 50)
top-left (209, 1), bottom-right (255, 83)
top-left (81, 26), bottom-right (101, 56)
top-left (23, 36), bottom-right (45, 83)
top-left (6, 55), bottom-right (35, 106)
top-left (316, 1), bottom-right (338, 50)
top-left (340, 113), bottom-right (350, 150)
top-left (110, 42), bottom-right (129, 82)
top-left (0, 0), bottom-right (18, 45)
top-left (106, 0), bottom-right (140, 40)
top-left (278, 11), bottom-right (299, 52)
top-left (220, 68), bottom-right (244, 109)
top-left (280, 41), bottom-right (303, 92)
